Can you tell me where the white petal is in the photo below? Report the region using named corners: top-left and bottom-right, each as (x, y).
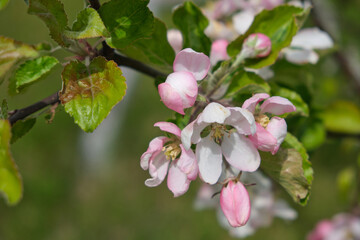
top-left (198, 102), bottom-right (231, 124)
top-left (284, 48), bottom-right (319, 64)
top-left (232, 10), bottom-right (254, 35)
top-left (273, 199), bottom-right (298, 220)
top-left (221, 132), bottom-right (260, 172)
top-left (167, 162), bottom-right (190, 197)
top-left (181, 116), bottom-right (209, 150)
top-left (291, 27), bottom-right (334, 50)
top-left (196, 135), bottom-right (223, 184)
top-left (225, 107), bottom-right (256, 135)
top-left (145, 153), bottom-right (169, 187)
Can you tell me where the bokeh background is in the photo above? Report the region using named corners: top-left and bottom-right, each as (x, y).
top-left (0, 0), bottom-right (359, 239)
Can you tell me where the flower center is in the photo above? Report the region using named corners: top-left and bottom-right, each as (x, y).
top-left (162, 142), bottom-right (181, 161)
top-left (211, 123), bottom-right (227, 144)
top-left (255, 114), bottom-right (270, 128)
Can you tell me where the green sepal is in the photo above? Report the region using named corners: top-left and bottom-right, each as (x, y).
top-left (60, 56), bottom-right (127, 132)
top-left (11, 118), bottom-right (36, 144)
top-left (99, 0), bottom-right (154, 50)
top-left (172, 1), bottom-right (211, 55)
top-left (64, 8), bottom-right (110, 39)
top-left (0, 119), bottom-right (23, 205)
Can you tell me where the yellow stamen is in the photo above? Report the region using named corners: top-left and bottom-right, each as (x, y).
top-left (255, 114), bottom-right (270, 128)
top-left (162, 143), bottom-right (181, 161)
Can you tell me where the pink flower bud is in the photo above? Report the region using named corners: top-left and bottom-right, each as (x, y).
top-left (243, 33), bottom-right (272, 58)
top-left (220, 180), bottom-right (251, 227)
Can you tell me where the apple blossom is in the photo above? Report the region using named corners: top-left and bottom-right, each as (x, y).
top-left (181, 102), bottom-right (260, 184)
top-left (242, 33), bottom-right (272, 58)
top-left (210, 39), bottom-right (230, 65)
top-left (167, 29), bottom-right (183, 54)
top-left (158, 48), bottom-right (210, 114)
top-left (141, 122), bottom-right (198, 197)
top-left (220, 180), bottom-right (251, 227)
top-left (242, 93), bottom-right (296, 154)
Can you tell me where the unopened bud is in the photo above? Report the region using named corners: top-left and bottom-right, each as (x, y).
top-left (242, 33), bottom-right (272, 58)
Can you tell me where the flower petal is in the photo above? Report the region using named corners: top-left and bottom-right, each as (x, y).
top-left (145, 153), bottom-right (170, 187)
top-left (225, 107), bottom-right (256, 135)
top-left (291, 27), bottom-right (334, 50)
top-left (242, 93), bottom-right (270, 113)
top-left (232, 10), bottom-right (254, 35)
top-left (181, 116), bottom-right (209, 150)
top-left (173, 48), bottom-right (211, 81)
top-left (210, 39), bottom-right (230, 65)
top-left (248, 122), bottom-right (278, 152)
top-left (266, 117), bottom-right (287, 154)
top-left (167, 161), bottom-right (190, 197)
top-left (158, 82), bottom-right (185, 114)
top-left (220, 181), bottom-right (251, 227)
top-left (221, 132), bottom-right (260, 172)
top-left (178, 144), bottom-right (198, 180)
top-left (140, 136), bottom-right (168, 170)
top-left (154, 122), bottom-right (181, 137)
top-left (198, 102), bottom-right (231, 124)
top-left (196, 135), bottom-right (223, 184)
top-left (260, 96), bottom-right (296, 115)
top-left (284, 48), bottom-right (319, 64)
top-left (167, 29), bottom-right (183, 54)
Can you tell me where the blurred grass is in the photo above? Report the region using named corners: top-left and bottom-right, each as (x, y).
top-left (0, 0), bottom-right (359, 239)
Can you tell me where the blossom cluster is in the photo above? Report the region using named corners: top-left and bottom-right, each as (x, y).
top-left (141, 30), bottom-right (297, 231)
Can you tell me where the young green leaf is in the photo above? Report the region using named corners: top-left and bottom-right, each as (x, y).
top-left (0, 36), bottom-right (39, 82)
top-left (261, 133), bottom-right (312, 205)
top-left (60, 56), bottom-right (127, 132)
top-left (0, 119), bottom-right (23, 205)
top-left (11, 118), bottom-right (36, 144)
top-left (319, 101), bottom-right (360, 134)
top-left (99, 0), bottom-right (154, 49)
top-left (120, 18), bottom-right (175, 73)
top-left (227, 5), bottom-right (308, 69)
top-left (11, 56), bottom-right (59, 93)
top-left (64, 8), bottom-right (109, 39)
top-left (173, 1), bottom-right (211, 55)
top-left (0, 0), bottom-right (9, 10)
top-left (28, 0), bottom-right (69, 47)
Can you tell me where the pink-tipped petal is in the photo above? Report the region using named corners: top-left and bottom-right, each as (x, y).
top-left (196, 135), bottom-right (223, 185)
top-left (167, 29), bottom-right (183, 54)
top-left (145, 153), bottom-right (170, 187)
top-left (260, 96), bottom-right (296, 115)
top-left (140, 137), bottom-right (168, 170)
top-left (167, 161), bottom-right (190, 197)
top-left (266, 117), bottom-right (287, 154)
top-left (248, 122), bottom-right (278, 152)
top-left (225, 107), bottom-right (256, 135)
top-left (173, 48), bottom-right (211, 81)
top-left (220, 181), bottom-right (251, 227)
top-left (242, 93), bottom-right (270, 113)
top-left (221, 132), bottom-right (261, 172)
top-left (307, 220), bottom-right (333, 240)
top-left (158, 82), bottom-right (185, 114)
top-left (210, 39), bottom-right (230, 65)
top-left (178, 144), bottom-right (198, 180)
top-left (243, 33), bottom-right (272, 58)
top-left (154, 122), bottom-right (181, 137)
top-left (198, 102), bottom-right (231, 124)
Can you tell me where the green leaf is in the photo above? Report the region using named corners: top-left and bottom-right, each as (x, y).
top-left (120, 18), bottom-right (175, 73)
top-left (64, 8), bottom-right (109, 39)
top-left (99, 0), bottom-right (154, 50)
top-left (224, 69), bottom-right (270, 99)
top-left (59, 56), bottom-right (127, 132)
top-left (28, 0), bottom-right (69, 47)
top-left (11, 118), bottom-right (36, 144)
top-left (11, 56), bottom-right (58, 93)
top-left (271, 84), bottom-right (309, 116)
top-left (320, 101), bottom-right (360, 134)
top-left (0, 0), bottom-right (9, 10)
top-left (0, 100), bottom-right (8, 119)
top-left (297, 118), bottom-right (326, 151)
top-left (0, 119), bottom-right (23, 205)
top-left (227, 5), bottom-right (307, 69)
top-left (261, 133), bottom-right (312, 205)
top-left (173, 1), bottom-right (211, 55)
top-left (0, 36), bottom-right (39, 82)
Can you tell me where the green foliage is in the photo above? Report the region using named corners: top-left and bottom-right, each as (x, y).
top-left (0, 36), bottom-right (39, 83)
top-left (64, 8), bottom-right (109, 39)
top-left (0, 119), bottom-right (22, 205)
top-left (28, 0), bottom-right (69, 47)
top-left (0, 0), bottom-right (9, 10)
top-left (11, 118), bottom-right (36, 144)
top-left (227, 5), bottom-right (308, 69)
top-left (296, 117), bottom-right (326, 151)
top-left (99, 0), bottom-right (154, 50)
top-left (59, 57), bottom-right (127, 132)
top-left (261, 133), bottom-right (312, 205)
top-left (337, 167), bottom-right (356, 203)
top-left (225, 69), bottom-right (270, 100)
top-left (173, 1), bottom-right (211, 55)
top-left (0, 100), bottom-right (8, 119)
top-left (320, 101), bottom-right (360, 134)
top-left (11, 56), bottom-right (59, 93)
top-left (120, 18), bottom-right (175, 73)
top-left (271, 83), bottom-right (309, 116)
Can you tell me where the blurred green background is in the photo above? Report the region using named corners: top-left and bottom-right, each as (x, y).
top-left (0, 0), bottom-right (359, 239)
